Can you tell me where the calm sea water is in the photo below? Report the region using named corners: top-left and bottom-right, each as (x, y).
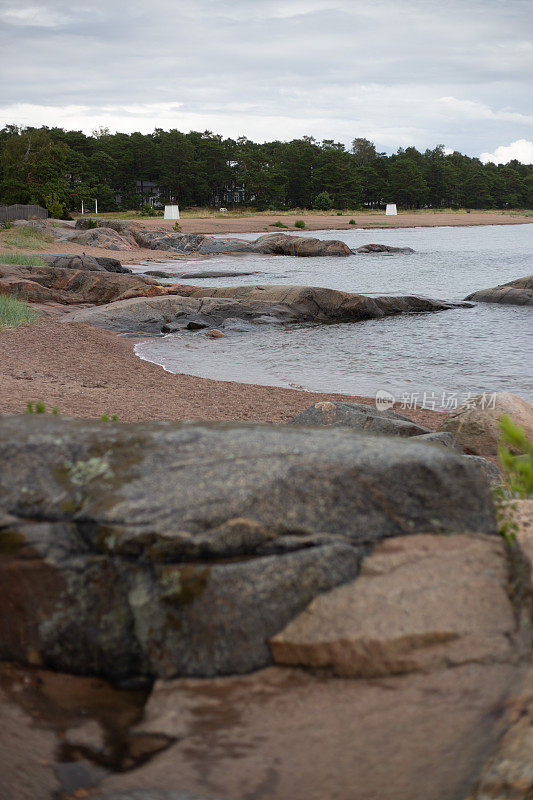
top-left (131, 225), bottom-right (533, 408)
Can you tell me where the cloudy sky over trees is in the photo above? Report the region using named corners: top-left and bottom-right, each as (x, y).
top-left (0, 0), bottom-right (531, 162)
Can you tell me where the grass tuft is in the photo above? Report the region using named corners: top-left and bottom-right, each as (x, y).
top-left (0, 253), bottom-right (47, 266)
top-left (0, 294), bottom-right (40, 330)
top-left (0, 226), bottom-right (53, 250)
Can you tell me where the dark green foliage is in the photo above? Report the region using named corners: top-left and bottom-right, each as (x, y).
top-left (494, 415), bottom-right (533, 542)
top-left (294, 219), bottom-right (306, 229)
top-left (270, 221), bottom-right (288, 228)
top-left (349, 219), bottom-right (356, 225)
top-left (313, 191), bottom-right (334, 210)
top-left (86, 218), bottom-right (98, 229)
top-left (0, 126), bottom-right (531, 212)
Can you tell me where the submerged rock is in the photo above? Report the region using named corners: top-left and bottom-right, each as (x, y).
top-left (354, 243), bottom-right (415, 254)
top-left (465, 275), bottom-right (533, 306)
top-left (0, 416), bottom-right (497, 681)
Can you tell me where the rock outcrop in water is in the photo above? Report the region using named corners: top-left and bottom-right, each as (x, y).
top-left (465, 275), bottom-right (533, 306)
top-left (63, 285), bottom-right (469, 333)
top-left (0, 415), bottom-right (499, 682)
top-left (72, 219), bottom-right (409, 257)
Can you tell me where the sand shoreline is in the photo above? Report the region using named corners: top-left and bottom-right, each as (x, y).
top-left (0, 317), bottom-right (445, 430)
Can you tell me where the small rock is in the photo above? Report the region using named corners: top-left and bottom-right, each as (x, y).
top-left (205, 329), bottom-right (226, 338)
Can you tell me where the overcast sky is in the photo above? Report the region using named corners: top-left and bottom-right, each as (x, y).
top-left (0, 0), bottom-right (532, 162)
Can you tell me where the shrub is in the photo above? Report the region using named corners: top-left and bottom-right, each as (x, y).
top-left (0, 254), bottom-right (47, 266)
top-left (294, 220), bottom-right (306, 229)
top-left (173, 221), bottom-right (182, 232)
top-left (313, 191), bottom-right (334, 211)
top-left (494, 415), bottom-right (533, 542)
top-left (349, 219), bottom-right (356, 225)
top-left (0, 295), bottom-right (39, 330)
top-left (86, 218), bottom-right (98, 229)
top-left (24, 401), bottom-right (59, 414)
top-left (336, 211), bottom-right (343, 216)
top-left (44, 192), bottom-right (65, 219)
top-left (270, 221), bottom-right (288, 228)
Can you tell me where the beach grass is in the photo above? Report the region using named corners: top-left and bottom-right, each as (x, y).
top-left (0, 253), bottom-right (47, 266)
top-left (0, 226), bottom-right (53, 250)
top-left (0, 294), bottom-right (40, 330)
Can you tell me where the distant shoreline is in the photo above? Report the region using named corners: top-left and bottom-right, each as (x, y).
top-left (4, 211), bottom-right (531, 266)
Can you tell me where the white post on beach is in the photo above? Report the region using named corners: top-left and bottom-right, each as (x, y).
top-left (385, 204), bottom-right (397, 215)
top-left (164, 205), bottom-right (180, 220)
top-left (95, 199), bottom-right (98, 215)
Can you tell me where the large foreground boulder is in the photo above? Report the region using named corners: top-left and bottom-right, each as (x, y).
top-left (0, 416), bottom-right (497, 681)
top-left (0, 264), bottom-right (177, 305)
top-left (270, 533), bottom-right (523, 677)
top-left (465, 276), bottom-right (533, 306)
top-left (63, 285), bottom-right (469, 333)
top-left (439, 391), bottom-right (533, 456)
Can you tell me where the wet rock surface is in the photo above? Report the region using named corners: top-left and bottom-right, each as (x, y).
top-left (465, 275), bottom-right (533, 306)
top-left (0, 415), bottom-right (498, 682)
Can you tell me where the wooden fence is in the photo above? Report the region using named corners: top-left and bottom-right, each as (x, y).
top-left (0, 204), bottom-right (48, 223)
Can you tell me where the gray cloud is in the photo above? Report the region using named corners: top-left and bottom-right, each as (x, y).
top-left (0, 0), bottom-right (532, 158)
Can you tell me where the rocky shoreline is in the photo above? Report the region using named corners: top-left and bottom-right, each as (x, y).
top-left (1, 224), bottom-right (533, 800)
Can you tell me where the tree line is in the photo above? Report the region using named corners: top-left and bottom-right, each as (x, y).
top-left (0, 124), bottom-right (531, 214)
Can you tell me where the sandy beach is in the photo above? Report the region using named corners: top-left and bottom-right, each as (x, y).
top-left (0, 317), bottom-right (444, 430)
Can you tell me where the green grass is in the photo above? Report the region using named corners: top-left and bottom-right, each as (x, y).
top-left (0, 254), bottom-right (47, 266)
top-left (0, 226), bottom-right (53, 250)
top-left (0, 294), bottom-right (39, 330)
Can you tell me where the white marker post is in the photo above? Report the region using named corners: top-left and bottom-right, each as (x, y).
top-left (164, 205), bottom-right (180, 220)
top-left (95, 199), bottom-right (98, 215)
top-left (385, 204), bottom-right (397, 215)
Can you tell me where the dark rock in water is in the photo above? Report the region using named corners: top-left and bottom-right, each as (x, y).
top-left (178, 270), bottom-right (258, 279)
top-left (464, 276), bottom-right (533, 306)
top-left (144, 270), bottom-right (172, 278)
top-left (95, 256), bottom-right (132, 274)
top-left (0, 416), bottom-right (496, 681)
top-left (288, 401), bottom-right (430, 437)
top-left (354, 244), bottom-right (415, 254)
top-left (252, 233), bottom-right (351, 256)
top-left (62, 285), bottom-right (469, 334)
